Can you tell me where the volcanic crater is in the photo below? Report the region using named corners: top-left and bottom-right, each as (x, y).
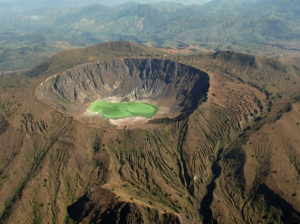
top-left (36, 58), bottom-right (209, 126)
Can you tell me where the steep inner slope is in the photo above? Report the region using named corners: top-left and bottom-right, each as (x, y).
top-left (36, 58), bottom-right (209, 125)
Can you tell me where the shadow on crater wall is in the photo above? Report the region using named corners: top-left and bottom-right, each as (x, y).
top-left (37, 58), bottom-right (209, 123)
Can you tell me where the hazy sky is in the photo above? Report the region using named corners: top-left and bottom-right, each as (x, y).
top-left (0, 0), bottom-right (213, 6)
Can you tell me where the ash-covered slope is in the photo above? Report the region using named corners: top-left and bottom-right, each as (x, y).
top-left (37, 58), bottom-right (209, 121)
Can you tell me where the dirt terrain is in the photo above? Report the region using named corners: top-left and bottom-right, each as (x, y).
top-left (0, 42), bottom-right (299, 224)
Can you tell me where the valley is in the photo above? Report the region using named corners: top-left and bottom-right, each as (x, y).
top-left (1, 0), bottom-right (300, 72)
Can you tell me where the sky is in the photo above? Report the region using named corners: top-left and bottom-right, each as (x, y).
top-left (0, 0), bottom-right (213, 6)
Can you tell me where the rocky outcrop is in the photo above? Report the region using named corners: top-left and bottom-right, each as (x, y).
top-left (67, 188), bottom-right (180, 224)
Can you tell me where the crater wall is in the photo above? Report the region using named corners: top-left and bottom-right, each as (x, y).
top-left (36, 58), bottom-right (209, 121)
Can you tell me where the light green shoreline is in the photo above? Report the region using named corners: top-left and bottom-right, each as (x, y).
top-left (88, 100), bottom-right (158, 119)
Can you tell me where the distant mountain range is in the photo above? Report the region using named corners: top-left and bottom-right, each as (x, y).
top-left (0, 0), bottom-right (299, 71)
top-left (0, 0), bottom-right (212, 7)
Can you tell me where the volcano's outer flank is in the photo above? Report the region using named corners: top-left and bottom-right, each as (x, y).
top-left (36, 58), bottom-right (209, 126)
top-left (1, 42), bottom-right (300, 224)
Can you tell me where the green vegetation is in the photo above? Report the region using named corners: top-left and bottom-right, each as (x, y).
top-left (0, 116), bottom-right (8, 134)
top-left (1, 0), bottom-right (300, 71)
top-left (32, 202), bottom-right (42, 224)
top-left (88, 100), bottom-right (158, 119)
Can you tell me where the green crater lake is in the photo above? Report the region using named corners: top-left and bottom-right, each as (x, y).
top-left (88, 100), bottom-right (158, 119)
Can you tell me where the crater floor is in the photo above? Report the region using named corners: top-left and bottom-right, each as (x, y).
top-left (87, 100), bottom-right (158, 119)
